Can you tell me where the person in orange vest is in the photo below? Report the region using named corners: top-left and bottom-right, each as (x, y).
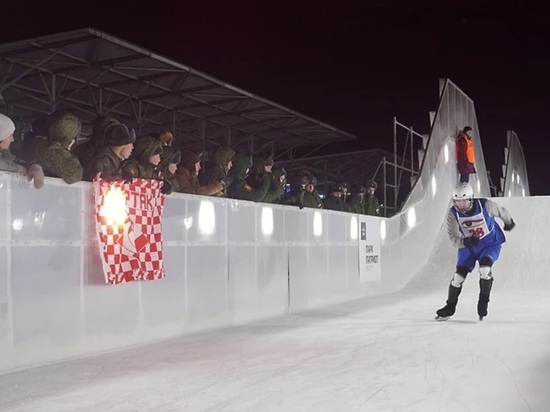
top-left (456, 126), bottom-right (476, 183)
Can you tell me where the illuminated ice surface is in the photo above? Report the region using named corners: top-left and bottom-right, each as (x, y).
top-left (1, 283), bottom-right (549, 412)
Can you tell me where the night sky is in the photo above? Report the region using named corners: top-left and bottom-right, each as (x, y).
top-left (3, 1), bottom-right (549, 194)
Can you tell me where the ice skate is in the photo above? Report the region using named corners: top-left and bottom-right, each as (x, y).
top-left (477, 295), bottom-right (489, 321)
top-left (435, 304), bottom-right (456, 321)
top-left (435, 283), bottom-right (461, 321)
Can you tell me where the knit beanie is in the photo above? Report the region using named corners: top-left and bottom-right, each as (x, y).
top-left (0, 113), bottom-right (16, 141)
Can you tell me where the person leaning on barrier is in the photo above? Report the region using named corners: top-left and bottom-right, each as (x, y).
top-left (83, 123), bottom-right (136, 181)
top-left (158, 146), bottom-right (181, 194)
top-left (119, 136), bottom-right (163, 180)
top-left (299, 174), bottom-right (323, 209)
top-left (365, 180), bottom-right (381, 216)
top-left (263, 164), bottom-right (287, 204)
top-left (175, 150), bottom-right (223, 196)
top-left (246, 153), bottom-right (274, 189)
top-left (200, 145), bottom-right (236, 197)
top-left (76, 116), bottom-right (120, 171)
top-left (0, 113), bottom-right (44, 189)
top-left (323, 182), bottom-right (346, 211)
top-left (34, 110), bottom-right (83, 184)
top-left (349, 184), bottom-right (367, 214)
top-left (226, 151), bottom-right (270, 202)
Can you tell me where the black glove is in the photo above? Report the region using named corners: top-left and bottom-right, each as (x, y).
top-left (503, 219), bottom-right (515, 231)
top-left (160, 180), bottom-right (172, 195)
top-left (463, 234), bottom-right (480, 247)
top-left (220, 176), bottom-right (233, 188)
top-left (121, 171), bottom-right (134, 185)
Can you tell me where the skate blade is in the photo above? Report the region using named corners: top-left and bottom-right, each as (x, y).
top-left (435, 315), bottom-right (450, 321)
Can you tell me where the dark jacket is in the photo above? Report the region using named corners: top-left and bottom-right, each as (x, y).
top-left (226, 152), bottom-right (270, 202)
top-left (35, 111), bottom-right (83, 184)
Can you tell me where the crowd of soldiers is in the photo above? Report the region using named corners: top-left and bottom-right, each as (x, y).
top-left (0, 109), bottom-right (380, 216)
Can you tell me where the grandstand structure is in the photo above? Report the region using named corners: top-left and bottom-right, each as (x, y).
top-left (0, 27), bottom-right (418, 215)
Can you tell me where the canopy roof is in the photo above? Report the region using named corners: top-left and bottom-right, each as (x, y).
top-left (0, 27), bottom-right (355, 156)
top-left (278, 149), bottom-right (412, 192)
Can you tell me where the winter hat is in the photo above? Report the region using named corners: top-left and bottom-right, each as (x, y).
top-left (0, 113), bottom-right (15, 141)
top-left (366, 180), bottom-right (378, 190)
top-left (48, 111), bottom-right (82, 146)
top-left (463, 126), bottom-right (472, 133)
top-left (104, 124), bottom-right (136, 146)
top-left (92, 116), bottom-right (119, 142)
top-left (159, 131), bottom-right (174, 146)
top-left (132, 136), bottom-right (163, 162)
top-left (265, 155), bottom-right (274, 167)
top-left (179, 150), bottom-right (200, 170)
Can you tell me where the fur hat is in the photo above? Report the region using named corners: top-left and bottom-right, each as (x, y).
top-left (104, 124), bottom-right (136, 146)
top-left (463, 126), bottom-right (472, 133)
top-left (0, 112), bottom-right (15, 141)
top-left (159, 131), bottom-right (174, 146)
top-left (179, 150), bottom-right (200, 170)
top-left (92, 116), bottom-right (120, 142)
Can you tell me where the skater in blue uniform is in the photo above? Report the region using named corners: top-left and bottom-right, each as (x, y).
top-left (436, 182), bottom-right (515, 321)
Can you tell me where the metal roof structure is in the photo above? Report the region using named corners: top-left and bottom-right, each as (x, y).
top-left (0, 27), bottom-right (355, 157)
top-left (278, 148), bottom-right (413, 193)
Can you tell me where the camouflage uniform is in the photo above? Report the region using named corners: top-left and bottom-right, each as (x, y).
top-left (323, 183), bottom-right (345, 211)
top-left (299, 190), bottom-right (323, 209)
top-left (119, 136), bottom-right (163, 179)
top-left (226, 152), bottom-right (270, 202)
top-left (294, 173), bottom-right (323, 209)
top-left (83, 146), bottom-right (124, 181)
top-left (349, 196), bottom-right (367, 214)
top-left (35, 111), bottom-right (83, 184)
top-left (246, 154), bottom-right (270, 187)
top-left (201, 146), bottom-right (236, 197)
top-left (365, 180), bottom-right (381, 216)
top-left (175, 150), bottom-right (222, 195)
top-left (365, 194), bottom-right (381, 216)
top-left (263, 165), bottom-right (286, 204)
top-left (158, 146), bottom-right (180, 193)
top-left (324, 195), bottom-right (346, 211)
top-left (349, 185), bottom-right (367, 214)
top-left (76, 116), bottom-right (119, 170)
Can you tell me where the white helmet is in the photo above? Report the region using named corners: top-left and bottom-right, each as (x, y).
top-left (452, 182), bottom-right (474, 211)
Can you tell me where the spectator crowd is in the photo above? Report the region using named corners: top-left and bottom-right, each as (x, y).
top-left (0, 109), bottom-right (381, 216)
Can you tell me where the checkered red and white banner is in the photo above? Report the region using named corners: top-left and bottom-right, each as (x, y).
top-left (93, 177), bottom-right (166, 285)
